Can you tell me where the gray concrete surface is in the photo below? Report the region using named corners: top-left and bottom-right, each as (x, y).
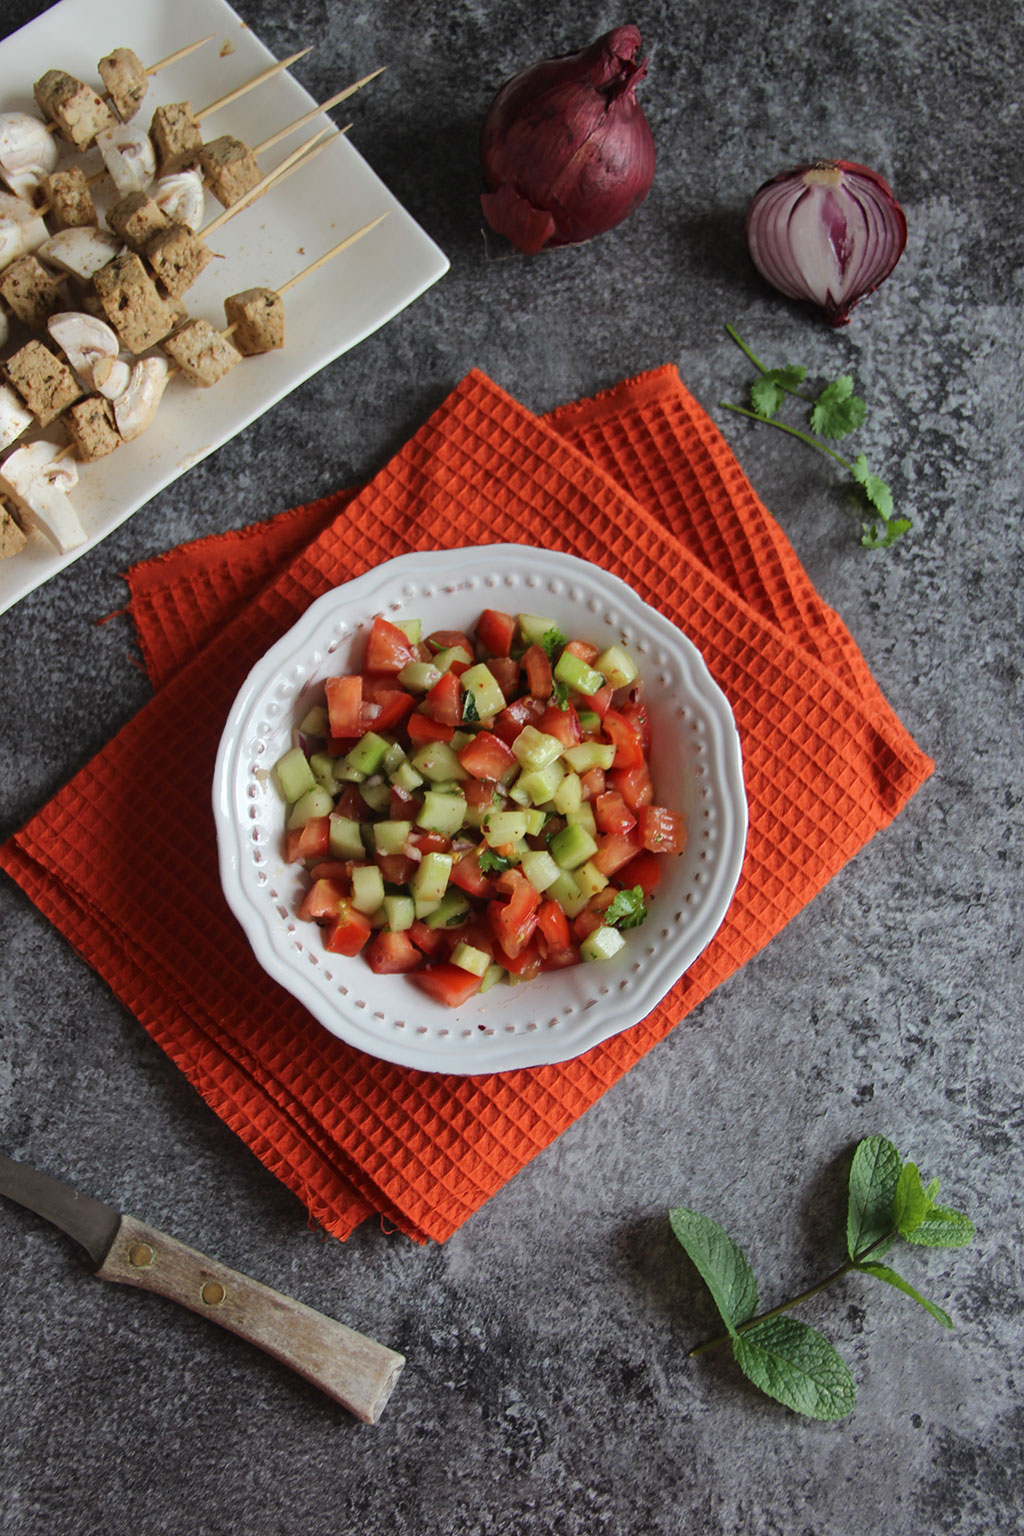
top-left (1, 2), bottom-right (1021, 1533)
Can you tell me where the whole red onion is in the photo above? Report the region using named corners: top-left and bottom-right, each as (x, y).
top-left (480, 26), bottom-right (656, 254)
top-left (745, 161), bottom-right (908, 326)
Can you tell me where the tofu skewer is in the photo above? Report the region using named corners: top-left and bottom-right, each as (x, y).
top-left (31, 35), bottom-right (217, 150)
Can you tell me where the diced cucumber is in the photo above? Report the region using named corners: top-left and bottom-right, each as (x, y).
top-left (549, 821), bottom-right (599, 870)
top-left (414, 895), bottom-right (441, 919)
top-left (520, 848), bottom-right (560, 892)
top-left (479, 962), bottom-right (507, 993)
top-left (391, 759), bottom-right (425, 792)
top-left (515, 759), bottom-right (565, 806)
top-left (450, 730), bottom-right (474, 751)
top-left (450, 941), bottom-right (490, 977)
top-left (551, 771), bottom-right (583, 815)
top-left (562, 742), bottom-right (616, 773)
top-left (382, 741), bottom-right (407, 776)
top-left (298, 704), bottom-right (329, 736)
top-left (351, 864), bottom-right (386, 914)
top-left (567, 801), bottom-right (597, 836)
top-left (397, 660), bottom-right (442, 692)
top-left (522, 808), bottom-right (547, 835)
top-left (384, 894), bottom-right (415, 931)
top-left (424, 889), bottom-right (470, 929)
top-left (517, 613), bottom-right (560, 648)
top-left (369, 905), bottom-right (389, 929)
top-left (432, 644), bottom-right (474, 672)
top-left (346, 731), bottom-right (391, 776)
top-left (308, 751), bottom-right (338, 792)
top-left (286, 786), bottom-right (333, 830)
top-left (580, 924), bottom-right (627, 962)
top-left (418, 790), bottom-right (467, 836)
top-left (411, 851), bottom-right (452, 903)
top-left (333, 760), bottom-right (367, 783)
top-left (410, 741), bottom-right (468, 783)
top-left (328, 813), bottom-right (366, 860)
top-left (359, 781), bottom-right (391, 814)
top-left (575, 859), bottom-right (609, 899)
top-left (554, 650), bottom-right (605, 697)
top-left (594, 644), bottom-right (639, 688)
top-left (483, 810), bottom-right (530, 847)
top-left (546, 870), bottom-right (590, 918)
top-left (373, 819), bottom-right (413, 855)
top-left (274, 746), bottom-right (316, 803)
top-left (577, 709), bottom-right (601, 732)
top-left (460, 662), bottom-right (506, 720)
top-left (512, 726), bottom-right (564, 770)
top-left (394, 618), bottom-right (422, 643)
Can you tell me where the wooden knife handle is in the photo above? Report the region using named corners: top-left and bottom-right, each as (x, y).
top-left (95, 1213), bottom-right (404, 1423)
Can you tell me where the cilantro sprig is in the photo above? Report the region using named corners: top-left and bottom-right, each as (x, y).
top-left (604, 885), bottom-right (647, 930)
top-left (670, 1135), bottom-right (974, 1420)
top-left (721, 325), bottom-right (910, 549)
top-left (478, 848), bottom-right (513, 874)
top-left (540, 625), bottom-right (567, 663)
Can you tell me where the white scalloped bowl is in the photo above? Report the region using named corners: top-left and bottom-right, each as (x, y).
top-left (213, 546), bottom-right (747, 1074)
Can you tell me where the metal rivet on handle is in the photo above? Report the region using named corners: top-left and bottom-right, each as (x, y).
top-left (201, 1280), bottom-right (226, 1306)
top-left (128, 1242), bottom-right (155, 1268)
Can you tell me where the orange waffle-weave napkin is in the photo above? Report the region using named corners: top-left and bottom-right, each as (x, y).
top-left (0, 367), bottom-right (933, 1243)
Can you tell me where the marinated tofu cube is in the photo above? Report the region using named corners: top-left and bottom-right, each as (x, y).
top-left (93, 252), bottom-right (177, 353)
top-left (0, 254), bottom-right (64, 329)
top-left (163, 318), bottom-right (241, 387)
top-left (106, 191), bottom-right (171, 253)
top-left (145, 223), bottom-right (211, 298)
top-left (150, 102), bottom-right (202, 174)
top-left (198, 136), bottom-right (261, 208)
top-left (224, 287), bottom-right (285, 355)
top-left (63, 394), bottom-right (121, 461)
top-left (5, 340), bottom-right (81, 426)
top-left (0, 500), bottom-right (27, 560)
top-left (97, 47), bottom-right (148, 122)
top-left (40, 168), bottom-right (98, 230)
top-left (33, 69), bottom-right (114, 151)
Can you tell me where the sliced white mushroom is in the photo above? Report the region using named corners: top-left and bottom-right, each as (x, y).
top-left (0, 382), bottom-right (34, 452)
top-left (0, 111), bottom-right (59, 199)
top-left (0, 306), bottom-right (8, 351)
top-left (96, 122), bottom-right (156, 197)
top-left (0, 440), bottom-right (84, 553)
top-left (0, 190), bottom-right (50, 272)
top-left (152, 167), bottom-right (205, 233)
top-left (92, 355), bottom-right (131, 401)
top-left (113, 356), bottom-right (169, 441)
top-left (39, 227), bottom-right (122, 281)
top-left (47, 310), bottom-right (120, 386)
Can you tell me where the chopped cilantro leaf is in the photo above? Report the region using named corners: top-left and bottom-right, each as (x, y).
top-left (479, 848), bottom-right (513, 874)
top-left (551, 679), bottom-right (570, 709)
top-left (462, 690), bottom-right (480, 723)
top-left (541, 626), bottom-right (567, 662)
top-left (605, 885), bottom-right (647, 929)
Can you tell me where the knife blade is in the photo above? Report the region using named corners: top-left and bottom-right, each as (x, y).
top-left (0, 1152), bottom-right (404, 1423)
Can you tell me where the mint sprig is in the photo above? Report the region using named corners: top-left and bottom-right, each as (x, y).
top-left (721, 324), bottom-right (908, 549)
top-left (671, 1135), bottom-right (974, 1419)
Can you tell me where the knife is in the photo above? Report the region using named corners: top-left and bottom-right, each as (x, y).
top-left (0, 1152), bottom-right (404, 1423)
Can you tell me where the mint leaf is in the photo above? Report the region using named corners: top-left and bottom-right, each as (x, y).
top-left (669, 1208), bottom-right (758, 1336)
top-left (540, 626), bottom-right (566, 662)
top-left (810, 376), bottom-right (867, 439)
top-left (847, 1136), bottom-right (901, 1260)
top-left (732, 1317), bottom-right (856, 1420)
top-left (478, 849), bottom-right (512, 874)
top-left (902, 1206), bottom-right (976, 1249)
top-left (894, 1162), bottom-right (929, 1236)
top-left (856, 1263), bottom-right (953, 1329)
top-left (750, 365), bottom-right (806, 418)
top-left (604, 885), bottom-right (647, 930)
top-left (924, 1178), bottom-right (941, 1206)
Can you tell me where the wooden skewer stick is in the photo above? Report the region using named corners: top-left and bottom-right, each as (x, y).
top-left (197, 47), bottom-right (313, 122)
top-left (252, 67), bottom-right (385, 156)
top-left (142, 34), bottom-right (219, 76)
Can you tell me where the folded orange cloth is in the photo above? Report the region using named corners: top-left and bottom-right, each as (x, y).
top-left (0, 367), bottom-right (933, 1243)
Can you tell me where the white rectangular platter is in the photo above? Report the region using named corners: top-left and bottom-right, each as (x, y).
top-left (0, 0), bottom-right (449, 616)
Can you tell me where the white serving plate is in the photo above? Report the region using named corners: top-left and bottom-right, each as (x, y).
top-left (0, 0), bottom-right (449, 616)
top-left (214, 546), bottom-right (748, 1075)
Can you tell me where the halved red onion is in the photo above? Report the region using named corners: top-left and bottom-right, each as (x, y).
top-left (745, 161), bottom-right (908, 326)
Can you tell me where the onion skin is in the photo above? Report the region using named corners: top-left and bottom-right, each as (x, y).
top-left (745, 161), bottom-right (908, 326)
top-left (480, 26), bottom-right (656, 254)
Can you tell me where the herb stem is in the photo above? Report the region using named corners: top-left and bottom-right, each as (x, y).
top-left (718, 401), bottom-right (854, 471)
top-left (688, 1228), bottom-right (898, 1358)
top-left (725, 323), bottom-right (813, 402)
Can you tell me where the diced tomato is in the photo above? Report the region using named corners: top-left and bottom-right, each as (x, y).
top-left (497, 935), bottom-right (543, 979)
top-left (579, 767), bottom-right (606, 801)
top-left (585, 683), bottom-right (614, 717)
top-left (299, 877), bottom-right (346, 923)
top-left (324, 674), bottom-right (362, 738)
top-left (475, 609), bottom-right (517, 656)
top-left (457, 730), bottom-right (517, 780)
top-left (540, 945), bottom-right (580, 972)
top-left (486, 656), bottom-right (522, 701)
top-left (408, 829), bottom-right (451, 855)
top-left (522, 644), bottom-right (553, 699)
top-left (572, 909), bottom-right (606, 942)
top-left (423, 669), bottom-right (462, 726)
top-left (390, 784), bottom-right (418, 818)
top-left (365, 615), bottom-right (417, 674)
top-left (537, 899), bottom-right (570, 950)
top-left (449, 848), bottom-right (499, 899)
top-left (368, 689), bottom-right (414, 732)
top-left (375, 852), bottom-right (416, 885)
top-left (425, 629), bottom-right (474, 656)
top-left (619, 698), bottom-right (651, 751)
top-left (308, 860), bottom-right (355, 884)
top-left (463, 778), bottom-right (500, 809)
top-left (412, 962), bottom-right (483, 1006)
top-left (454, 918), bottom-right (496, 959)
top-left (616, 850), bottom-right (663, 894)
top-left (334, 784), bottom-right (374, 822)
top-left (365, 930), bottom-right (422, 973)
top-left (591, 830), bottom-right (641, 876)
top-left (285, 816), bottom-right (330, 863)
top-left (638, 805), bottom-right (686, 853)
top-left (608, 763), bottom-right (653, 810)
top-left (537, 703), bottom-right (581, 748)
top-left (407, 712), bottom-right (454, 744)
top-left (409, 919), bottom-right (445, 957)
top-left (493, 695), bottom-right (544, 745)
top-left (324, 900), bottom-right (372, 955)
top-left (595, 790), bottom-right (637, 836)
top-left (603, 708), bottom-right (645, 770)
top-left (563, 638), bottom-right (600, 665)
top-left (488, 868), bottom-right (540, 958)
